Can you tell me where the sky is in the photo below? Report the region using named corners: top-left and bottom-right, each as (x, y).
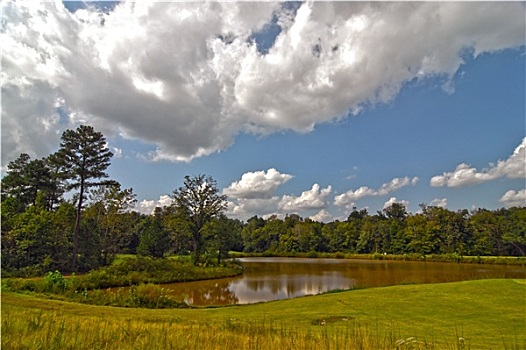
top-left (1, 1), bottom-right (525, 222)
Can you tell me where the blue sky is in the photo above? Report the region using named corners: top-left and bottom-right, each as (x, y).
top-left (2, 1), bottom-right (525, 221)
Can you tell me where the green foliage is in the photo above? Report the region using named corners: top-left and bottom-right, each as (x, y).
top-left (1, 125), bottom-right (137, 275)
top-left (126, 284), bottom-right (184, 308)
top-left (171, 174), bottom-right (228, 264)
top-left (0, 154), bottom-right (64, 210)
top-left (203, 214), bottom-right (243, 264)
top-left (1, 202), bottom-right (74, 276)
top-left (2, 256), bottom-right (243, 308)
top-left (44, 271), bottom-right (72, 293)
top-left (137, 209), bottom-right (170, 258)
top-left (240, 204), bottom-right (526, 258)
top-left (86, 184), bottom-right (138, 265)
top-left (55, 124), bottom-right (116, 271)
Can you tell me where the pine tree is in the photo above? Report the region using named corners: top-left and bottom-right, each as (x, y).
top-left (56, 125), bottom-right (115, 271)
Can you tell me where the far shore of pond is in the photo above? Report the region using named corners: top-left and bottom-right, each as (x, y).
top-left (228, 251), bottom-right (526, 265)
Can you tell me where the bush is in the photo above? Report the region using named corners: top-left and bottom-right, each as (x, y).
top-left (44, 270), bottom-right (71, 293)
top-left (306, 251), bottom-right (319, 258)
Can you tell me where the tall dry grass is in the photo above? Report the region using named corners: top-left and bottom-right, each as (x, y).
top-left (1, 308), bottom-right (444, 350)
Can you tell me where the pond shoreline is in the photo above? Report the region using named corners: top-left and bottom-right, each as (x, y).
top-left (229, 251), bottom-right (526, 265)
top-left (3, 253), bottom-right (524, 309)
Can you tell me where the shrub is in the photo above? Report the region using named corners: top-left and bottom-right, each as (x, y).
top-left (44, 270), bottom-right (71, 293)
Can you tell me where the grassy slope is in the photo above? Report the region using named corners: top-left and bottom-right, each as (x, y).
top-left (2, 279), bottom-right (525, 349)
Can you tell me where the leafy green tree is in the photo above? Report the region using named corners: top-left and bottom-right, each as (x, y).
top-left (501, 207), bottom-right (526, 256)
top-left (162, 205), bottom-right (193, 255)
top-left (241, 216), bottom-right (267, 253)
top-left (321, 222), bottom-right (341, 253)
top-left (87, 184), bottom-right (137, 265)
top-left (203, 215), bottom-right (242, 264)
top-left (55, 125), bottom-right (115, 271)
top-left (279, 220), bottom-right (323, 253)
top-left (5, 200), bottom-right (53, 273)
top-left (382, 203), bottom-right (408, 254)
top-left (421, 206), bottom-right (471, 255)
top-left (357, 215), bottom-right (384, 253)
top-left (348, 207), bottom-right (369, 221)
top-left (1, 192), bottom-right (73, 275)
top-left (137, 208), bottom-right (170, 258)
top-left (49, 202), bottom-right (76, 270)
top-left (118, 211), bottom-right (145, 254)
top-left (404, 213), bottom-right (438, 255)
top-left (171, 174), bottom-right (227, 264)
top-left (470, 209), bottom-right (501, 255)
top-left (1, 197), bottom-right (26, 234)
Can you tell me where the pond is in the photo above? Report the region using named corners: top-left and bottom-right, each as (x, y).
top-left (141, 257), bottom-right (526, 306)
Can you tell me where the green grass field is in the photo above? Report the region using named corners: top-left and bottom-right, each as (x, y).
top-left (2, 279), bottom-right (525, 349)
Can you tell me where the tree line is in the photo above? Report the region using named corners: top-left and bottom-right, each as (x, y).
top-left (2, 125), bottom-right (525, 276)
top-left (241, 204), bottom-right (525, 258)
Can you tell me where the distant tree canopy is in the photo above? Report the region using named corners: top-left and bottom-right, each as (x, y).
top-left (1, 124), bottom-right (525, 277)
top-left (238, 205), bottom-right (525, 258)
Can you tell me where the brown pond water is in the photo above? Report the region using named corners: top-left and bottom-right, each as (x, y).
top-left (122, 257), bottom-right (526, 306)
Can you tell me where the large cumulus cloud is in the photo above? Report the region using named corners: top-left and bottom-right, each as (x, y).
top-left (223, 168), bottom-right (332, 220)
top-left (2, 1), bottom-right (525, 165)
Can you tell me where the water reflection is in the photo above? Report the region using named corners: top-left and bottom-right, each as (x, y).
top-left (231, 272), bottom-right (356, 304)
top-left (134, 258), bottom-right (526, 306)
top-left (161, 279), bottom-right (239, 305)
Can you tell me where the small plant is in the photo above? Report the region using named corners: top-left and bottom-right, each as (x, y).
top-left (44, 270), bottom-right (71, 293)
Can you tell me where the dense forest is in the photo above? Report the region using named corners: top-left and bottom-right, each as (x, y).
top-left (2, 125), bottom-right (525, 276)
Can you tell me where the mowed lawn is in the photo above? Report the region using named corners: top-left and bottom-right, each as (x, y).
top-left (2, 279), bottom-right (525, 349)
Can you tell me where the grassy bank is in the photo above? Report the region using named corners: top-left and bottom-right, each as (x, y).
top-left (2, 279), bottom-right (525, 349)
top-left (1, 256), bottom-right (243, 308)
top-left (230, 251), bottom-right (526, 265)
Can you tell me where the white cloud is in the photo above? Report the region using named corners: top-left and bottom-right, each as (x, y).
top-left (111, 146), bottom-right (123, 158)
top-left (279, 184), bottom-right (332, 212)
top-left (224, 168), bottom-right (293, 219)
top-left (430, 198), bottom-right (448, 208)
top-left (335, 186), bottom-right (377, 203)
top-left (226, 197), bottom-right (282, 220)
top-left (383, 197), bottom-right (409, 210)
top-left (3, 2), bottom-right (525, 165)
top-left (223, 168), bottom-right (293, 199)
top-left (334, 176), bottom-right (418, 209)
top-left (137, 194), bottom-right (173, 215)
top-left (430, 138), bottom-right (526, 187)
top-left (499, 189), bottom-right (526, 208)
top-left (309, 209), bottom-right (333, 223)
top-left (378, 176), bottom-right (419, 196)
top-left (225, 169), bottom-right (333, 220)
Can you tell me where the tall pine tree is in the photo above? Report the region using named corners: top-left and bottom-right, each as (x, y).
top-left (56, 125), bottom-right (115, 271)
